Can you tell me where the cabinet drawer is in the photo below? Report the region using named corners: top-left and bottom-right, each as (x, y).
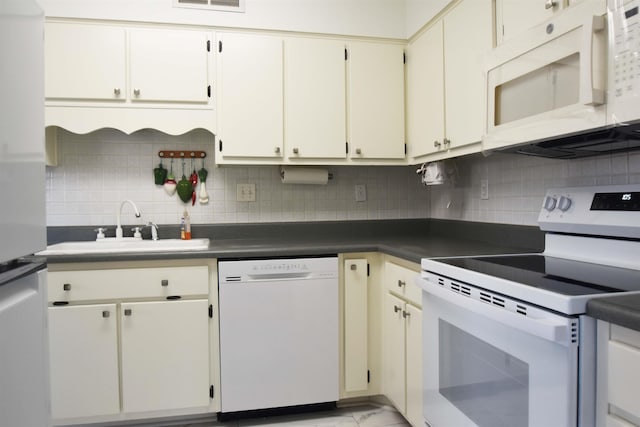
top-left (608, 335), bottom-right (640, 420)
top-left (48, 266), bottom-right (209, 302)
top-left (384, 261), bottom-right (421, 306)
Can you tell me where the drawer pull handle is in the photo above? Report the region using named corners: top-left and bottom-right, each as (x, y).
top-left (402, 310), bottom-right (411, 318)
top-left (102, 310), bottom-right (110, 318)
top-left (166, 295), bottom-right (182, 300)
top-left (161, 279), bottom-right (169, 287)
top-left (350, 264), bottom-right (357, 271)
top-left (394, 305), bottom-right (402, 313)
top-left (63, 283), bottom-right (71, 291)
top-left (124, 308), bottom-right (132, 316)
top-left (397, 280), bottom-right (406, 288)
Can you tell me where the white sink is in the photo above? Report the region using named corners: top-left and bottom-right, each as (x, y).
top-left (37, 238), bottom-right (210, 255)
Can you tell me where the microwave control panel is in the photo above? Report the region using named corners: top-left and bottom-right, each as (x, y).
top-left (610, 0), bottom-right (640, 123)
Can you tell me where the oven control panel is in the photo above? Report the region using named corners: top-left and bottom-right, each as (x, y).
top-left (538, 184), bottom-right (640, 238)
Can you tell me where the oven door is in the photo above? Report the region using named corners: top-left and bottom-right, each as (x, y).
top-left (421, 279), bottom-right (579, 427)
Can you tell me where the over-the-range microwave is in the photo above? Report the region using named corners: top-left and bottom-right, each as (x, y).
top-left (484, 0), bottom-right (640, 158)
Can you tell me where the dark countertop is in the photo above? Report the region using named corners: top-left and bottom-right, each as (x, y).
top-left (42, 218), bottom-right (640, 331)
top-left (587, 295), bottom-right (640, 332)
top-left (42, 219), bottom-right (544, 264)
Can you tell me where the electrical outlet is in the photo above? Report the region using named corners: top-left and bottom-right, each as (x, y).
top-left (480, 179), bottom-right (489, 200)
top-left (355, 184), bottom-right (367, 202)
top-left (236, 183), bottom-right (256, 202)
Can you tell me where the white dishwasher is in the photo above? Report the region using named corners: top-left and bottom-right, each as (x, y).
top-left (218, 257), bottom-right (339, 414)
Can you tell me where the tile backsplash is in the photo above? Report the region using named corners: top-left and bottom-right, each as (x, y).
top-left (45, 129), bottom-right (430, 227)
top-left (46, 128), bottom-right (640, 228)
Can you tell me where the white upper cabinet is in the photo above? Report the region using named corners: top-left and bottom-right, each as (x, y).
top-left (408, 0), bottom-right (493, 162)
top-left (406, 20), bottom-right (445, 160)
top-left (347, 42), bottom-right (405, 160)
top-left (444, 0), bottom-right (493, 150)
top-left (129, 28), bottom-right (210, 103)
top-left (44, 21), bottom-right (215, 135)
top-left (45, 23), bottom-right (126, 101)
top-left (284, 37), bottom-right (347, 160)
top-left (215, 32), bottom-right (284, 161)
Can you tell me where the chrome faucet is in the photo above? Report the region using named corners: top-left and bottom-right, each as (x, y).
top-left (146, 221), bottom-right (159, 241)
top-left (116, 199), bottom-right (141, 239)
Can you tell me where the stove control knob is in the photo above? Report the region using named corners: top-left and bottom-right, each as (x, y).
top-left (543, 196), bottom-right (557, 211)
top-left (558, 196), bottom-right (572, 212)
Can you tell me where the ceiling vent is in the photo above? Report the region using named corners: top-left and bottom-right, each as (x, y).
top-left (174, 0), bottom-right (245, 13)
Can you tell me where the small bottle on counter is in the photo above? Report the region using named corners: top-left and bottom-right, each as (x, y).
top-left (181, 209), bottom-right (191, 240)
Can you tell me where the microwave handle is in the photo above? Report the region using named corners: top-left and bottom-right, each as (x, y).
top-left (580, 15), bottom-right (606, 106)
top-left (419, 278), bottom-right (572, 346)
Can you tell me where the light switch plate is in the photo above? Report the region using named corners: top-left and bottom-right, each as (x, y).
top-left (236, 183), bottom-right (256, 202)
top-left (480, 179), bottom-right (489, 200)
top-left (355, 184), bottom-right (367, 202)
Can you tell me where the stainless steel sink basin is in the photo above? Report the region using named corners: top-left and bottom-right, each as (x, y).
top-left (36, 238), bottom-right (210, 255)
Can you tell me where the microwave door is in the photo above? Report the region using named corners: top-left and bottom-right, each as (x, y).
top-left (484, 12), bottom-right (607, 152)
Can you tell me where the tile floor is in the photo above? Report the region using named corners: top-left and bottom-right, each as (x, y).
top-left (182, 404), bottom-right (411, 427)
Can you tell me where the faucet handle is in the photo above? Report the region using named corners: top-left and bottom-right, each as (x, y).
top-left (131, 227), bottom-right (142, 239)
top-left (94, 227), bottom-right (108, 240)
top-left (146, 221), bottom-right (159, 241)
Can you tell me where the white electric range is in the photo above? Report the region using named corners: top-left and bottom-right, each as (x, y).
top-left (418, 184), bottom-right (640, 427)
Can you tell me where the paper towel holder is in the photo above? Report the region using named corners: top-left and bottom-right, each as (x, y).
top-left (279, 166), bottom-right (333, 184)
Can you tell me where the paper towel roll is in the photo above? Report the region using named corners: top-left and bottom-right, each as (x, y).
top-left (280, 166), bottom-right (329, 185)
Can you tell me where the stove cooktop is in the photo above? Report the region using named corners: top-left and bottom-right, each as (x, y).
top-left (422, 254), bottom-right (640, 315)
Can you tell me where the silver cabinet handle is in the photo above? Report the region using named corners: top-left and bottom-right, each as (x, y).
top-left (63, 283), bottom-right (71, 291)
top-left (443, 138), bottom-right (451, 147)
top-left (397, 280), bottom-right (406, 288)
top-left (355, 148), bottom-right (362, 155)
top-left (275, 147), bottom-right (281, 154)
top-left (124, 308), bottom-right (132, 316)
top-left (350, 264), bottom-right (357, 271)
top-left (102, 310), bottom-right (110, 318)
top-left (394, 305), bottom-right (402, 313)
top-left (133, 88), bottom-right (141, 96)
top-left (544, 0), bottom-right (557, 9)
top-left (402, 310), bottom-right (411, 318)
top-left (292, 147), bottom-right (299, 154)
top-left (434, 140), bottom-right (441, 148)
top-left (113, 88), bottom-right (121, 96)
top-left (161, 279), bottom-right (169, 287)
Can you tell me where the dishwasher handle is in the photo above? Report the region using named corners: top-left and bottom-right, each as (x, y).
top-left (246, 272), bottom-right (313, 281)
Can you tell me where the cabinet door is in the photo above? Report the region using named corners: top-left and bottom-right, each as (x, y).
top-left (405, 304), bottom-right (423, 427)
top-left (344, 258), bottom-right (369, 393)
top-left (216, 33), bottom-right (284, 159)
top-left (383, 294), bottom-right (406, 413)
top-left (120, 299), bottom-right (210, 413)
top-left (406, 21), bottom-right (446, 160)
top-left (444, 0), bottom-right (493, 149)
top-left (284, 37), bottom-right (346, 159)
top-left (496, 0), bottom-right (556, 45)
top-left (348, 42), bottom-right (405, 160)
top-left (129, 28), bottom-right (210, 103)
top-left (48, 304), bottom-right (120, 420)
top-left (45, 23), bottom-right (126, 101)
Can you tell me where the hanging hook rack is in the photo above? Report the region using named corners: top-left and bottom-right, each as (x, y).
top-left (158, 150), bottom-right (207, 159)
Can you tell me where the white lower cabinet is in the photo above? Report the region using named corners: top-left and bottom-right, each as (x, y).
top-left (48, 304), bottom-right (120, 420)
top-left (382, 259), bottom-right (422, 427)
top-left (47, 260), bottom-right (218, 425)
top-left (597, 321), bottom-right (640, 427)
top-left (120, 300), bottom-right (210, 413)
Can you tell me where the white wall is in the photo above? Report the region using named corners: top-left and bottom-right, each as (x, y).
top-left (405, 0), bottom-right (451, 38)
top-left (39, 0), bottom-right (407, 39)
top-left (46, 129), bottom-right (430, 227)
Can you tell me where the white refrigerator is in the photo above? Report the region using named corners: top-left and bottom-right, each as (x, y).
top-left (0, 0), bottom-right (50, 426)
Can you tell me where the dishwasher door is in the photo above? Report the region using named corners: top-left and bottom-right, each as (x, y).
top-left (218, 257), bottom-right (339, 413)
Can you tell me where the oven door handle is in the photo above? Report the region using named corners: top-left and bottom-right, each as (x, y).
top-left (420, 279), bottom-right (573, 346)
